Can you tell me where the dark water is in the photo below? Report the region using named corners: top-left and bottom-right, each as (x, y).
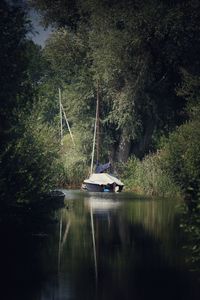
top-left (0, 191), bottom-right (199, 300)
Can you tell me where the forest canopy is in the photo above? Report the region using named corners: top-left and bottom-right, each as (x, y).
top-left (30, 0), bottom-right (200, 162)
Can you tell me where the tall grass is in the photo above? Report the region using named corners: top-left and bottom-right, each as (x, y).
top-left (60, 134), bottom-right (88, 187)
top-left (120, 151), bottom-right (180, 197)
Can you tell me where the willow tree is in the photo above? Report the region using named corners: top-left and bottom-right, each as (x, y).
top-left (31, 0), bottom-right (200, 161)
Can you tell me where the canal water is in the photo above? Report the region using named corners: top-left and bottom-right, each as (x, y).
top-left (0, 191), bottom-right (199, 300)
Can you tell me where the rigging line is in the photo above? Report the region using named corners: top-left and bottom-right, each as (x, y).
top-left (61, 103), bottom-right (75, 146)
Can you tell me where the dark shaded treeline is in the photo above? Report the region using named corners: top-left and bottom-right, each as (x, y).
top-left (1, 0), bottom-right (200, 205)
top-left (0, 0), bottom-right (62, 203)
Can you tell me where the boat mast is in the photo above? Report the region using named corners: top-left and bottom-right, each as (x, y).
top-left (96, 80), bottom-right (100, 164)
top-left (90, 81), bottom-right (100, 175)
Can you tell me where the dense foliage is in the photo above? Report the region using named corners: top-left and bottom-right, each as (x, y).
top-left (61, 134), bottom-right (88, 187)
top-left (30, 0), bottom-right (200, 163)
top-left (0, 1), bottom-right (62, 203)
top-left (0, 0), bottom-right (29, 137)
top-left (164, 120), bottom-right (200, 209)
top-left (0, 108), bottom-right (62, 202)
top-left (120, 153), bottom-right (180, 197)
top-left (29, 0), bottom-right (200, 193)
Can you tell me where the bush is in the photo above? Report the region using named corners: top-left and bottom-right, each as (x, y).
top-left (0, 110), bottom-right (62, 203)
top-left (121, 152), bottom-right (180, 197)
top-left (163, 120), bottom-right (200, 210)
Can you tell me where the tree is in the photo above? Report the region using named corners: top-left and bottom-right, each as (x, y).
top-left (0, 108), bottom-right (62, 202)
top-left (0, 0), bottom-right (30, 137)
top-left (0, 1), bottom-right (63, 203)
top-left (30, 0), bottom-right (200, 162)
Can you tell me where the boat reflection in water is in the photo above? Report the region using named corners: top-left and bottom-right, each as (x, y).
top-left (84, 195), bottom-right (122, 286)
top-left (84, 195), bottom-right (122, 214)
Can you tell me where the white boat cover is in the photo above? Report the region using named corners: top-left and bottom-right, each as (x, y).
top-left (83, 173), bottom-right (124, 186)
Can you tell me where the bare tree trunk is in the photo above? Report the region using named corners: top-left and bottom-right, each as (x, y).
top-left (117, 130), bottom-right (131, 163)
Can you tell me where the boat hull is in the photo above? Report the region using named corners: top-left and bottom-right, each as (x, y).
top-left (82, 182), bottom-right (123, 193)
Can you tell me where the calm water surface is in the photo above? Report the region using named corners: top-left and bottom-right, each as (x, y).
top-left (0, 191), bottom-right (199, 300)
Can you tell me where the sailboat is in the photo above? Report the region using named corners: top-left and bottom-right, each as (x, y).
top-left (82, 83), bottom-right (124, 193)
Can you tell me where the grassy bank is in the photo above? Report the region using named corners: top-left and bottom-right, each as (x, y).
top-left (119, 152), bottom-right (180, 197)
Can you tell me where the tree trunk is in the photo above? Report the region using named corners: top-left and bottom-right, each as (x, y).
top-left (116, 130), bottom-right (131, 163)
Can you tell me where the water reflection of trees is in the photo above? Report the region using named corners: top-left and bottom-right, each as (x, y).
top-left (57, 196), bottom-right (195, 300)
top-left (3, 194), bottom-right (197, 300)
top-left (59, 196), bottom-right (181, 274)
